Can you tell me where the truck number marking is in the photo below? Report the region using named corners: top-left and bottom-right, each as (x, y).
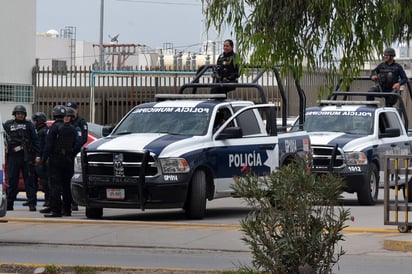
top-left (285, 139), bottom-right (297, 153)
top-left (229, 151), bottom-right (262, 167)
top-left (348, 166), bottom-right (361, 172)
top-left (164, 175), bottom-right (178, 181)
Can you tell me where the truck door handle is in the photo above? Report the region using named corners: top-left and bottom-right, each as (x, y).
top-left (259, 145), bottom-right (275, 150)
top-left (405, 143), bottom-right (410, 146)
top-left (391, 144), bottom-right (397, 147)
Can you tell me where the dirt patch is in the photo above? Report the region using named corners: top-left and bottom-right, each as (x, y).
top-left (0, 264), bottom-right (230, 274)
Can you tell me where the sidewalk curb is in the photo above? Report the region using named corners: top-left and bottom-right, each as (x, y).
top-left (384, 238), bottom-right (412, 252)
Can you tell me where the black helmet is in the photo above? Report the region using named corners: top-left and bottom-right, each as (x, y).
top-left (65, 107), bottom-right (76, 118)
top-left (12, 105), bottom-right (27, 116)
top-left (52, 105), bottom-right (66, 118)
top-left (384, 47), bottom-right (396, 57)
top-left (32, 112), bottom-right (47, 124)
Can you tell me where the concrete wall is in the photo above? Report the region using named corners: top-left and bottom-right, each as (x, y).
top-left (36, 36), bottom-right (71, 67)
top-left (0, 0), bottom-right (36, 120)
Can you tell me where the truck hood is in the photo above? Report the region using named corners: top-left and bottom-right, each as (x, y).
top-left (309, 131), bottom-right (372, 150)
top-left (86, 133), bottom-right (201, 156)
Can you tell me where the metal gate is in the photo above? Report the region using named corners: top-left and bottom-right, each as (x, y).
top-left (384, 154), bottom-right (412, 232)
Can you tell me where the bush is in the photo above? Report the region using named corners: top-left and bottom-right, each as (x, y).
top-left (233, 158), bottom-right (351, 273)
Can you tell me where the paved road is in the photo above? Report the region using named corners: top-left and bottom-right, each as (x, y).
top-left (0, 193), bottom-right (412, 272)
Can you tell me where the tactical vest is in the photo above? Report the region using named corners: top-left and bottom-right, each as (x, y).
top-left (216, 52), bottom-right (237, 82)
top-left (378, 68), bottom-right (396, 92)
top-left (5, 120), bottom-right (32, 150)
top-left (53, 122), bottom-right (76, 157)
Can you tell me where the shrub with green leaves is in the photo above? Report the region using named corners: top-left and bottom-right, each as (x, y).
top-left (233, 158), bottom-right (351, 273)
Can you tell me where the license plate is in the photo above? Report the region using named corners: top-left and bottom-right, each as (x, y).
top-left (106, 188), bottom-right (125, 200)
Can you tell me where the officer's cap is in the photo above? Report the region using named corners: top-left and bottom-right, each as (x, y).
top-left (66, 102), bottom-right (78, 109)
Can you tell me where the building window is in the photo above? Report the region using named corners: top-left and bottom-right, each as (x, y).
top-left (0, 83), bottom-right (34, 103)
top-left (52, 59), bottom-right (67, 75)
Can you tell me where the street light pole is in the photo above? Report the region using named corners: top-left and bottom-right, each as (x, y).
top-left (99, 0), bottom-right (104, 70)
top-left (91, 0), bottom-right (105, 123)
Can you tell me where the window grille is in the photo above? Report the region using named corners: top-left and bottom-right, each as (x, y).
top-left (0, 83), bottom-right (34, 103)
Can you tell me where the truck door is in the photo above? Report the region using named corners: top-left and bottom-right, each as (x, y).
top-left (209, 104), bottom-right (279, 195)
top-left (376, 111), bottom-right (411, 182)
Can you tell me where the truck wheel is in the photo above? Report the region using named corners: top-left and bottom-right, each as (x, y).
top-left (185, 170), bottom-right (207, 219)
top-left (402, 178), bottom-right (412, 203)
top-left (357, 164), bottom-right (379, 205)
top-left (86, 207), bottom-right (103, 219)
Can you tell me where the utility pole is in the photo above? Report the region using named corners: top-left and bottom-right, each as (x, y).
top-left (99, 0), bottom-right (105, 70)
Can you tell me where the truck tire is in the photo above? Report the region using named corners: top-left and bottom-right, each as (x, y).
top-left (357, 164), bottom-right (379, 205)
top-left (86, 207), bottom-right (103, 219)
top-left (185, 170), bottom-right (207, 219)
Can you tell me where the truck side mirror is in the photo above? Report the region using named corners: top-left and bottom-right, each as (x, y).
top-left (379, 127), bottom-right (401, 138)
top-left (102, 126), bottom-right (113, 137)
top-left (215, 127), bottom-right (243, 140)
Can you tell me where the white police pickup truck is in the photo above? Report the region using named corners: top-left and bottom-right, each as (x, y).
top-left (299, 91), bottom-right (412, 205)
top-left (72, 72), bottom-right (311, 219)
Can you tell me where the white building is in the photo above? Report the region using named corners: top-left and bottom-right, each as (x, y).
top-left (0, 0), bottom-right (36, 120)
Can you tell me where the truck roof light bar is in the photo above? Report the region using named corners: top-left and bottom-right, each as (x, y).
top-left (318, 100), bottom-right (381, 107)
top-left (155, 93), bottom-right (227, 100)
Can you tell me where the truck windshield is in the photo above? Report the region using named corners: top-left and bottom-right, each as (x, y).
top-left (304, 110), bottom-right (374, 135)
top-left (113, 107), bottom-right (211, 136)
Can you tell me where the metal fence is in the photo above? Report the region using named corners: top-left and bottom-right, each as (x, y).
top-left (32, 66), bottom-right (412, 127)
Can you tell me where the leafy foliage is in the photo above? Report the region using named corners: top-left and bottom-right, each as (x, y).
top-left (202, 0), bottom-right (412, 91)
top-left (232, 158), bottom-right (351, 273)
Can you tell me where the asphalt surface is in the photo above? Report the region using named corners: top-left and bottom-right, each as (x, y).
top-left (1, 194), bottom-right (412, 272)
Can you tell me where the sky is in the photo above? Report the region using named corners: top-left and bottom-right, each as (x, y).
top-left (36, 0), bottom-right (226, 53)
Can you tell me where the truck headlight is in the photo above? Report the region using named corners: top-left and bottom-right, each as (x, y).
top-left (160, 158), bottom-right (190, 173)
top-left (74, 153), bottom-right (82, 173)
top-left (345, 152), bottom-right (368, 165)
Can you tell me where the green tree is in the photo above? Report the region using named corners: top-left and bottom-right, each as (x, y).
top-left (202, 0), bottom-right (412, 90)
top-left (232, 158), bottom-right (351, 273)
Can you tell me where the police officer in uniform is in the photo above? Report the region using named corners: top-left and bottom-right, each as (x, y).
top-left (32, 112), bottom-right (51, 212)
top-left (66, 102), bottom-right (88, 211)
top-left (65, 107), bottom-right (83, 156)
top-left (3, 105), bottom-right (40, 211)
top-left (211, 39), bottom-right (240, 94)
top-left (368, 47), bottom-right (408, 106)
top-left (42, 105), bottom-right (76, 217)
top-left (194, 39), bottom-right (240, 94)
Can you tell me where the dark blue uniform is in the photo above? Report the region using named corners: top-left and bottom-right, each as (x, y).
top-left (211, 50), bottom-right (239, 94)
top-left (72, 115), bottom-right (88, 154)
top-left (215, 50), bottom-right (240, 83)
top-left (34, 122), bottom-right (50, 207)
top-left (70, 114), bottom-right (87, 211)
top-left (3, 119), bottom-right (40, 209)
top-left (369, 61), bottom-right (408, 92)
top-left (368, 61), bottom-right (408, 106)
top-left (43, 119), bottom-right (76, 217)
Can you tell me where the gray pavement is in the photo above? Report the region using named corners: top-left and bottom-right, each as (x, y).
top-left (1, 194), bottom-right (412, 253)
top-left (1, 192), bottom-right (412, 274)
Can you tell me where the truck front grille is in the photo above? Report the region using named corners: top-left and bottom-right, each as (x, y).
top-left (311, 145), bottom-right (344, 170)
top-left (84, 150), bottom-right (159, 177)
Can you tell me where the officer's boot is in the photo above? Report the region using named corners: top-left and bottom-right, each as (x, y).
top-left (6, 200), bottom-right (13, 211)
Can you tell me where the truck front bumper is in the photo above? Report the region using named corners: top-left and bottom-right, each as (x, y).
top-left (71, 173), bottom-right (191, 210)
top-left (311, 165), bottom-right (370, 193)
